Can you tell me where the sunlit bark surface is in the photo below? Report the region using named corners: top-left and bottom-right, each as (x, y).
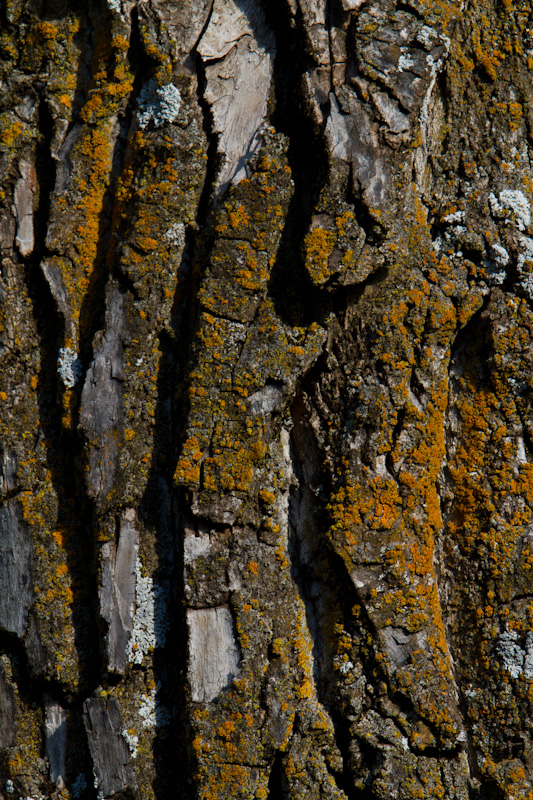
top-left (2, 0), bottom-right (533, 798)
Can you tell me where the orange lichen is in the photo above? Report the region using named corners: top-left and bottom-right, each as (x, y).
top-left (304, 226), bottom-right (337, 285)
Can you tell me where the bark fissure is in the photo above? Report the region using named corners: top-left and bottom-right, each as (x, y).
top-left (3, 0), bottom-right (533, 798)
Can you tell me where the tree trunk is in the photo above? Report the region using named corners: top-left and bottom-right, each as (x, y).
top-left (2, 0), bottom-right (533, 797)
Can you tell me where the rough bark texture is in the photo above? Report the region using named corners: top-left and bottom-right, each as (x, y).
top-left (2, 0), bottom-right (533, 798)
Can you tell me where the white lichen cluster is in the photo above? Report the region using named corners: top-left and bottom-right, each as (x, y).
top-left (57, 347), bottom-right (83, 388)
top-left (164, 222), bottom-right (186, 248)
top-left (106, 0), bottom-right (124, 17)
top-left (482, 243), bottom-right (509, 285)
top-left (496, 628), bottom-right (533, 679)
top-left (490, 190), bottom-right (531, 231)
top-left (443, 210), bottom-right (465, 224)
top-left (138, 685), bottom-right (171, 730)
top-left (432, 224), bottom-right (467, 260)
top-left (517, 235), bottom-right (533, 269)
top-left (519, 272), bottom-right (533, 299)
top-left (17, 796), bottom-right (45, 800)
top-left (489, 243), bottom-right (510, 267)
top-left (419, 32), bottom-right (449, 137)
top-left (516, 235), bottom-right (533, 299)
top-left (138, 81), bottom-right (182, 129)
top-left (397, 51), bottom-right (415, 71)
top-left (121, 728), bottom-right (139, 759)
top-left (139, 689), bottom-right (156, 729)
top-left (337, 658), bottom-right (354, 675)
top-left (127, 558), bottom-right (169, 665)
top-left (500, 189), bottom-right (531, 230)
top-left (416, 25), bottom-right (440, 49)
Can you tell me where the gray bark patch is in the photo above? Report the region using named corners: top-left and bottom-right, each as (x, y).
top-left (0, 447), bottom-right (17, 496)
top-left (14, 160), bottom-right (35, 256)
top-left (379, 627), bottom-right (428, 667)
top-left (187, 606), bottom-right (241, 702)
top-left (198, 0), bottom-right (275, 194)
top-left (0, 500), bottom-right (33, 637)
top-left (44, 697), bottom-right (67, 788)
top-left (100, 510), bottom-right (138, 674)
top-left (0, 662), bottom-right (15, 749)
top-left (83, 696), bottom-right (134, 797)
top-left (80, 283), bottom-right (129, 503)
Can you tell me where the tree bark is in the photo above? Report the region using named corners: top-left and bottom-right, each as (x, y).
top-left (2, 0), bottom-right (533, 798)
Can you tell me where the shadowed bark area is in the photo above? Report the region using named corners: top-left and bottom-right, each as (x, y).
top-left (2, 0), bottom-right (533, 798)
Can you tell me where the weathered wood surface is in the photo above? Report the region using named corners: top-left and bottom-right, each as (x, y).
top-left (1, 0), bottom-right (533, 798)
top-left (83, 697), bottom-right (135, 797)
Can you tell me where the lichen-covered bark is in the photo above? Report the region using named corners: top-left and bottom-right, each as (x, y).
top-left (2, 0), bottom-right (533, 798)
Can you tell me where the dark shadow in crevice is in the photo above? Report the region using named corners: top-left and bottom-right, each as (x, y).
top-left (139, 322), bottom-right (191, 800)
top-left (468, 779), bottom-right (507, 800)
top-left (288, 390), bottom-right (381, 800)
top-left (266, 0), bottom-right (330, 327)
top-left (437, 298), bottom-right (497, 790)
top-left (191, 48), bottom-right (221, 233)
top-left (78, 0), bottom-right (150, 372)
top-left (0, 635), bottom-right (95, 800)
top-left (448, 295), bottom-right (492, 384)
top-left (135, 182), bottom-right (201, 800)
top-left (266, 751), bottom-right (286, 800)
top-left (345, 163), bottom-right (386, 245)
top-left (22, 0), bottom-right (145, 705)
top-left (395, 0), bottom-right (425, 18)
top-left (22, 87), bottom-right (102, 703)
top-left (0, 630), bottom-right (69, 708)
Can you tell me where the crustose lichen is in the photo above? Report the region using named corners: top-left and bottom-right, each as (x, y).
top-left (496, 627), bottom-right (533, 679)
top-left (127, 558), bottom-right (169, 665)
top-left (137, 81), bottom-right (182, 129)
top-left (57, 347), bottom-right (83, 389)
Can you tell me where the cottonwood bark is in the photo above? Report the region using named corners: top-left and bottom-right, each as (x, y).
top-left (2, 0), bottom-right (533, 798)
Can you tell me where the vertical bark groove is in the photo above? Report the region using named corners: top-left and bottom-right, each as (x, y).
top-left (3, 0), bottom-right (533, 798)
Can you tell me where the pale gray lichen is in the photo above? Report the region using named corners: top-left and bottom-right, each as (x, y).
top-left (138, 81), bottom-right (182, 129)
top-left (419, 34), bottom-right (449, 137)
top-left (164, 222), bottom-right (186, 248)
top-left (338, 659), bottom-right (354, 675)
top-left (106, 0), bottom-right (124, 18)
top-left (520, 272), bottom-right (533, 299)
top-left (138, 686), bottom-right (170, 730)
top-left (496, 627), bottom-right (533, 679)
top-left (489, 243), bottom-right (509, 267)
top-left (127, 559), bottom-right (169, 665)
top-left (416, 25), bottom-right (439, 49)
top-left (499, 189), bottom-right (531, 230)
top-left (490, 190), bottom-right (531, 230)
top-left (517, 235), bottom-right (533, 268)
top-left (432, 235), bottom-right (444, 253)
top-left (524, 632), bottom-right (533, 679)
top-left (489, 192), bottom-right (501, 216)
top-left (57, 347), bottom-right (83, 388)
top-left (434, 224), bottom-right (470, 261)
top-left (443, 210), bottom-right (465, 224)
top-left (482, 243), bottom-right (508, 285)
top-left (398, 51), bottom-right (415, 71)
top-left (139, 689), bottom-right (156, 729)
top-left (121, 729), bottom-right (139, 759)
top-left (516, 236), bottom-right (533, 298)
